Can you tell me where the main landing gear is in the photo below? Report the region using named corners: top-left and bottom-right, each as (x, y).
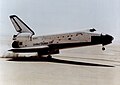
top-left (47, 55), bottom-right (52, 59)
top-left (37, 52), bottom-right (52, 59)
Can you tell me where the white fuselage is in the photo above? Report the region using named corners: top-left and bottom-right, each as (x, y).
top-left (14, 31), bottom-right (100, 48)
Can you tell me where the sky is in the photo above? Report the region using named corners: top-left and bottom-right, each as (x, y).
top-left (0, 0), bottom-right (120, 55)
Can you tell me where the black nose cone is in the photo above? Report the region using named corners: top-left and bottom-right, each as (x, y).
top-left (102, 34), bottom-right (114, 45)
top-left (106, 34), bottom-right (114, 42)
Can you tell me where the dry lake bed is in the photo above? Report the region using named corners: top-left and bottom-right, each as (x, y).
top-left (0, 45), bottom-right (120, 85)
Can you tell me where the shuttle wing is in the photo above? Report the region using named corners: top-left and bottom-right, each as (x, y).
top-left (9, 42), bottom-right (92, 55)
top-left (9, 46), bottom-right (49, 53)
top-left (9, 45), bottom-right (59, 55)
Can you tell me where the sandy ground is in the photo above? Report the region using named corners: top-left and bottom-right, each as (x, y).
top-left (0, 45), bottom-right (120, 85)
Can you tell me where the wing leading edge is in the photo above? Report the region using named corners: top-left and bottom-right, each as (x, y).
top-left (9, 45), bottom-right (59, 55)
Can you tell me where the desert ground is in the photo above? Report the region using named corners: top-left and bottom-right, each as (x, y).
top-left (0, 45), bottom-right (120, 85)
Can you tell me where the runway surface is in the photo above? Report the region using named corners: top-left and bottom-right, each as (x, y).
top-left (0, 45), bottom-right (120, 85)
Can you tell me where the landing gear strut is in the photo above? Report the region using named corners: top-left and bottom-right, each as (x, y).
top-left (102, 44), bottom-right (106, 51)
top-left (47, 55), bottom-right (52, 59)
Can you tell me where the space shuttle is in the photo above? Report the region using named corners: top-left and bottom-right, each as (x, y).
top-left (9, 15), bottom-right (114, 58)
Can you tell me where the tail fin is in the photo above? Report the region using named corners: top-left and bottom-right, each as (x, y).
top-left (10, 15), bottom-right (35, 35)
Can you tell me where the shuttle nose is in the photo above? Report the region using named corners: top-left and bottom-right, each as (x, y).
top-left (109, 35), bottom-right (114, 41)
top-left (102, 34), bottom-right (114, 45)
top-left (106, 34), bottom-right (114, 42)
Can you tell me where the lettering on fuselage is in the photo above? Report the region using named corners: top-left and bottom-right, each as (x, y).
top-left (33, 43), bottom-right (41, 46)
top-left (33, 40), bottom-right (54, 46)
top-left (33, 42), bottom-right (48, 46)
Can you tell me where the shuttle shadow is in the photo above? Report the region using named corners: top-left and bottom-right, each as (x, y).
top-left (8, 57), bottom-right (114, 67)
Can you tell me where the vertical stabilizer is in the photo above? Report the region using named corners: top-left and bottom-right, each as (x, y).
top-left (10, 15), bottom-right (35, 35)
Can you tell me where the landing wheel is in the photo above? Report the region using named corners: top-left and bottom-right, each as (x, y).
top-left (37, 52), bottom-right (43, 58)
top-left (47, 55), bottom-right (52, 59)
top-left (102, 47), bottom-right (105, 51)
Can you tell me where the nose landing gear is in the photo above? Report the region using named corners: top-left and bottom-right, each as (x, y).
top-left (102, 44), bottom-right (105, 51)
top-left (102, 47), bottom-right (105, 51)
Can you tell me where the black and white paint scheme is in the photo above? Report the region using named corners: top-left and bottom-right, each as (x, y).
top-left (9, 15), bottom-right (114, 58)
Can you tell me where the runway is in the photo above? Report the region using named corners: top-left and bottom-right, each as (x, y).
top-left (0, 45), bottom-right (120, 85)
